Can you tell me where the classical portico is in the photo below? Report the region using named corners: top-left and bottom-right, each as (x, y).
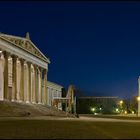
top-left (0, 33), bottom-right (50, 105)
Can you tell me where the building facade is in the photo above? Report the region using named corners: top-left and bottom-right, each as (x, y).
top-left (0, 33), bottom-right (63, 106)
top-left (47, 81), bottom-right (63, 109)
top-left (76, 96), bottom-right (120, 114)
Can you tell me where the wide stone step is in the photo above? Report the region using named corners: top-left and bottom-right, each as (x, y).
top-left (0, 101), bottom-right (75, 117)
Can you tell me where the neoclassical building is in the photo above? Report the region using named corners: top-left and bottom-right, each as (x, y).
top-left (47, 81), bottom-right (63, 109)
top-left (0, 32), bottom-right (63, 107)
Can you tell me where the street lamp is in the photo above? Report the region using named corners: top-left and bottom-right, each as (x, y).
top-left (136, 96), bottom-right (140, 117)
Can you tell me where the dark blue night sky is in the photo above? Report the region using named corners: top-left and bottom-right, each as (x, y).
top-left (0, 1), bottom-right (140, 98)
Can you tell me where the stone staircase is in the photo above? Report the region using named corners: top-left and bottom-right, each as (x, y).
top-left (0, 101), bottom-right (75, 117)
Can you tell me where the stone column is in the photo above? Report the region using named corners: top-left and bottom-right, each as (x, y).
top-left (35, 66), bottom-right (38, 103)
top-left (3, 51), bottom-right (9, 100)
top-left (0, 51), bottom-right (4, 100)
top-left (47, 87), bottom-right (49, 105)
top-left (31, 65), bottom-right (34, 103)
top-left (11, 55), bottom-right (17, 101)
top-left (34, 65), bottom-right (37, 103)
top-left (24, 62), bottom-right (29, 103)
top-left (20, 58), bottom-right (25, 101)
top-left (39, 68), bottom-right (43, 104)
top-left (38, 68), bottom-right (42, 104)
top-left (43, 69), bottom-right (47, 105)
top-left (16, 59), bottom-right (21, 101)
top-left (27, 62), bottom-right (31, 103)
top-left (32, 64), bottom-right (36, 103)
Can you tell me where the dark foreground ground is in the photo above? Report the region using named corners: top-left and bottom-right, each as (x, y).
top-left (0, 119), bottom-right (140, 139)
top-left (0, 100), bottom-right (140, 139)
top-left (80, 114), bottom-right (140, 120)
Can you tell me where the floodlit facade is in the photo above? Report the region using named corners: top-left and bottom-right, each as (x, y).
top-left (0, 33), bottom-right (63, 107)
top-left (47, 81), bottom-right (63, 110)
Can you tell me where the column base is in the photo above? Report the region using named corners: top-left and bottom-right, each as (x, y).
top-left (11, 99), bottom-right (16, 102)
top-left (3, 99), bottom-right (10, 102)
top-left (17, 100), bottom-right (23, 103)
top-left (25, 101), bottom-right (30, 104)
top-left (0, 98), bottom-right (4, 101)
top-left (32, 101), bottom-right (36, 104)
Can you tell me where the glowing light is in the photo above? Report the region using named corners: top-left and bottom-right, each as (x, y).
top-left (0, 50), bottom-right (2, 53)
top-left (119, 100), bottom-right (123, 104)
top-left (132, 111), bottom-right (135, 114)
top-left (116, 108), bottom-right (119, 112)
top-left (137, 97), bottom-right (140, 101)
top-left (99, 108), bottom-right (102, 110)
top-left (124, 111), bottom-right (127, 114)
top-left (91, 108), bottom-right (95, 112)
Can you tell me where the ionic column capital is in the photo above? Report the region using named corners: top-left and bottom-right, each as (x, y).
top-left (32, 63), bottom-right (36, 66)
top-left (3, 51), bottom-right (10, 58)
top-left (26, 61), bottom-right (32, 66)
top-left (43, 69), bottom-right (48, 73)
top-left (38, 67), bottom-right (43, 73)
top-left (11, 54), bottom-right (18, 58)
top-left (35, 66), bottom-right (40, 74)
top-left (19, 58), bottom-right (25, 64)
top-left (11, 55), bottom-right (18, 64)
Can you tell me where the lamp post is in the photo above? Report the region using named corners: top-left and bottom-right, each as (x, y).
top-left (137, 76), bottom-right (140, 117)
top-left (137, 96), bottom-right (140, 117)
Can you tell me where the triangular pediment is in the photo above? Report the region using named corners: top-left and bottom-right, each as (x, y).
top-left (0, 33), bottom-right (50, 63)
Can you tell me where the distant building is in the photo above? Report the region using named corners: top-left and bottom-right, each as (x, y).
top-left (47, 81), bottom-right (63, 110)
top-left (76, 96), bottom-right (120, 114)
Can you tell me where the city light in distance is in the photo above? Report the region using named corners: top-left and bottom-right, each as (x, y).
top-left (91, 107), bottom-right (95, 112)
top-left (119, 100), bottom-right (123, 104)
